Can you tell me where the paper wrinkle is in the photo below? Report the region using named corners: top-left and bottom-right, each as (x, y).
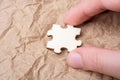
top-left (0, 0), bottom-right (120, 80)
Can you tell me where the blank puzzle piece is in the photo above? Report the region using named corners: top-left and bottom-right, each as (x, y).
top-left (47, 24), bottom-right (82, 53)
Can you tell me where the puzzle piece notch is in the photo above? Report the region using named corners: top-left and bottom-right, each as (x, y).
top-left (47, 24), bottom-right (82, 53)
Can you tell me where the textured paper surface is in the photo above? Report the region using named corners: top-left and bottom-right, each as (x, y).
top-left (0, 0), bottom-right (120, 80)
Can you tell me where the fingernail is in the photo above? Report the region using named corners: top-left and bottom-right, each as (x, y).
top-left (67, 52), bottom-right (83, 68)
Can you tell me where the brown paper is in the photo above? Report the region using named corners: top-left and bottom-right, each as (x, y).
top-left (0, 0), bottom-right (120, 80)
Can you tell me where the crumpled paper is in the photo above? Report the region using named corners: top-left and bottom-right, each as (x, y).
top-left (0, 0), bottom-right (120, 80)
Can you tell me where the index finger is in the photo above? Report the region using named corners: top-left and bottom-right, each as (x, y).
top-left (64, 0), bottom-right (106, 26)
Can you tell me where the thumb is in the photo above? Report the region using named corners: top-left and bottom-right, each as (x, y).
top-left (67, 47), bottom-right (120, 79)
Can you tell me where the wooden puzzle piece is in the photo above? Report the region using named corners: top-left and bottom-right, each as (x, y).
top-left (47, 24), bottom-right (82, 53)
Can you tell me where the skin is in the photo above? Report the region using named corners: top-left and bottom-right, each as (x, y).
top-left (64, 0), bottom-right (120, 79)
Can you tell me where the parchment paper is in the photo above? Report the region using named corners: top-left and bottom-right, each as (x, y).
top-left (0, 0), bottom-right (120, 80)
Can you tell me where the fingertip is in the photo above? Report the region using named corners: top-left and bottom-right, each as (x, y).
top-left (67, 52), bottom-right (83, 68)
top-left (64, 13), bottom-right (80, 26)
top-left (64, 4), bottom-right (86, 26)
top-left (64, 0), bottom-right (106, 26)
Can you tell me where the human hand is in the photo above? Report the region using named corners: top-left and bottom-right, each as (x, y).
top-left (64, 0), bottom-right (120, 79)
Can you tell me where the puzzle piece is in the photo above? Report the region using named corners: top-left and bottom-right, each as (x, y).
top-left (47, 24), bottom-right (82, 53)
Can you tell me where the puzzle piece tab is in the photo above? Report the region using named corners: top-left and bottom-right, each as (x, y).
top-left (47, 24), bottom-right (82, 53)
